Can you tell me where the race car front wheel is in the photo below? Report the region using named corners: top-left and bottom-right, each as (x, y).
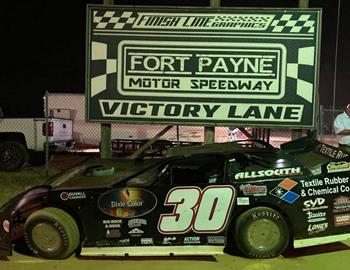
top-left (25, 207), bottom-right (80, 259)
top-left (234, 207), bottom-right (289, 259)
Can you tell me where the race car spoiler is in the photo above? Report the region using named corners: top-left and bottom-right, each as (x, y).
top-left (281, 136), bottom-right (349, 159)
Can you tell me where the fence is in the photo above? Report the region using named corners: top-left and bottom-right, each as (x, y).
top-left (45, 93), bottom-right (301, 149)
top-left (47, 93), bottom-right (348, 149)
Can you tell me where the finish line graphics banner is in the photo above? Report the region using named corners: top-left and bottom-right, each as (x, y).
top-left (86, 6), bottom-right (321, 127)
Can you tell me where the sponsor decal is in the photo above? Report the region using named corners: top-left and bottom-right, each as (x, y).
top-left (240, 184), bottom-right (267, 196)
top-left (131, 14), bottom-right (274, 30)
top-left (333, 196), bottom-right (350, 213)
top-left (308, 222), bottom-right (328, 235)
top-left (300, 176), bottom-right (350, 197)
top-left (60, 191), bottom-right (86, 200)
top-left (235, 167), bottom-right (301, 180)
top-left (316, 144), bottom-right (348, 159)
top-left (98, 188), bottom-right (157, 218)
top-left (252, 210), bottom-right (280, 220)
top-left (183, 236), bottom-right (201, 244)
top-left (106, 229), bottom-right (121, 238)
top-left (118, 238), bottom-right (130, 246)
top-left (128, 228), bottom-right (144, 237)
top-left (270, 178), bottom-right (300, 204)
top-left (327, 161), bottom-right (350, 173)
top-left (158, 186), bottom-right (234, 234)
top-left (207, 236), bottom-right (225, 244)
top-left (334, 213), bottom-right (350, 227)
top-left (141, 238), bottom-right (154, 245)
top-left (237, 197), bottom-right (250, 206)
top-left (128, 218), bottom-right (147, 228)
top-left (303, 198), bottom-right (328, 211)
top-left (306, 211), bottom-right (326, 223)
top-left (162, 237), bottom-right (177, 245)
top-left (103, 219), bottom-right (122, 229)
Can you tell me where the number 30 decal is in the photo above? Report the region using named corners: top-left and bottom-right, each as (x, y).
top-left (158, 185), bottom-right (235, 234)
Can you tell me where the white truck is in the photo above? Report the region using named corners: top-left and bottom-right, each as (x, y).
top-left (0, 115), bottom-right (73, 171)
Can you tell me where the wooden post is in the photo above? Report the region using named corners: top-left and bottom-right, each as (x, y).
top-left (298, 0), bottom-right (309, 8)
top-left (101, 123), bottom-right (112, 159)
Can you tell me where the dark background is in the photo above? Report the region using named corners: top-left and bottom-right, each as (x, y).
top-left (0, 0), bottom-right (348, 117)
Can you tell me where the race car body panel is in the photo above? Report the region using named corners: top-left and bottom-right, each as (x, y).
top-left (1, 137), bottom-right (350, 258)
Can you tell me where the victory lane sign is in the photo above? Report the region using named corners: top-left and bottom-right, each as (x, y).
top-left (86, 6), bottom-right (321, 127)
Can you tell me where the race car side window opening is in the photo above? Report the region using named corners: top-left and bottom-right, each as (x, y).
top-left (156, 155), bottom-right (226, 186)
top-left (228, 151), bottom-right (298, 181)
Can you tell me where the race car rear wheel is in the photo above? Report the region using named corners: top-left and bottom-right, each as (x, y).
top-left (25, 207), bottom-right (80, 259)
top-left (234, 207), bottom-right (289, 258)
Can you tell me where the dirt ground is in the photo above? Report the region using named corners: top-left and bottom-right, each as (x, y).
top-left (1, 240), bottom-right (350, 270)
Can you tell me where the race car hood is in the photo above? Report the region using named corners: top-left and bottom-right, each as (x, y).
top-left (0, 185), bottom-right (49, 256)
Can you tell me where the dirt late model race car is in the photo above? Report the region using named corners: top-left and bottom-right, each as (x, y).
top-left (1, 137), bottom-right (350, 259)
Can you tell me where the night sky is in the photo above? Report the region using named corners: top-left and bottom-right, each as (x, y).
top-left (0, 0), bottom-right (349, 117)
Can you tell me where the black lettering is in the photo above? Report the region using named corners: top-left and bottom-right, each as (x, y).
top-left (252, 81), bottom-right (262, 90)
top-left (285, 107), bottom-right (300, 120)
top-left (149, 103), bottom-right (164, 116)
top-left (121, 102), bottom-right (129, 115)
top-left (164, 104), bottom-right (181, 116)
top-left (172, 79), bottom-right (180, 89)
top-left (130, 103), bottom-right (147, 115)
top-left (238, 81), bottom-right (251, 90)
top-left (203, 105), bottom-right (220, 118)
top-left (129, 78), bottom-right (142, 87)
top-left (102, 102), bottom-right (119, 114)
top-left (264, 106), bottom-right (282, 119)
top-left (191, 80), bottom-right (199, 89)
top-left (243, 106), bottom-right (261, 119)
top-left (183, 105), bottom-right (200, 117)
top-left (228, 105), bottom-right (242, 118)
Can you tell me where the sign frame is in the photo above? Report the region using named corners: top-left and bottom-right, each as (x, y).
top-left (86, 5), bottom-right (322, 128)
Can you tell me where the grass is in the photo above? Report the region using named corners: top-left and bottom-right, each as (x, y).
top-left (0, 166), bottom-right (60, 207)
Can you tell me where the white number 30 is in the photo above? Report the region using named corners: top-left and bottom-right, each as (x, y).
top-left (158, 185), bottom-right (235, 234)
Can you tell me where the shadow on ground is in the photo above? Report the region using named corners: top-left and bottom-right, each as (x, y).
top-left (283, 242), bottom-right (350, 258)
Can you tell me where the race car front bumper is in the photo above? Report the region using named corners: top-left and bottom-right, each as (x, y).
top-left (0, 185), bottom-right (50, 257)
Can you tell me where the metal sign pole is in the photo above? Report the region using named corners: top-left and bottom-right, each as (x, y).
top-left (44, 91), bottom-right (49, 176)
top-left (292, 0), bottom-right (309, 140)
top-left (100, 0), bottom-right (114, 159)
top-left (204, 0), bottom-right (221, 145)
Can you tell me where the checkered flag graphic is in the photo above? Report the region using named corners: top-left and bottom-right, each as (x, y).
top-left (287, 46), bottom-right (315, 103)
top-left (90, 42), bottom-right (117, 98)
top-left (270, 14), bottom-right (315, 33)
top-left (93, 10), bottom-right (137, 30)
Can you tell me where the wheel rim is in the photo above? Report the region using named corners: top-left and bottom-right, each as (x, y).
top-left (247, 218), bottom-right (280, 252)
top-left (31, 223), bottom-right (62, 253)
top-left (1, 146), bottom-right (20, 166)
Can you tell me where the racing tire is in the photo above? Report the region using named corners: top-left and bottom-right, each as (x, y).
top-left (234, 207), bottom-right (289, 259)
top-left (24, 207), bottom-right (80, 259)
top-left (0, 141), bottom-right (28, 171)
